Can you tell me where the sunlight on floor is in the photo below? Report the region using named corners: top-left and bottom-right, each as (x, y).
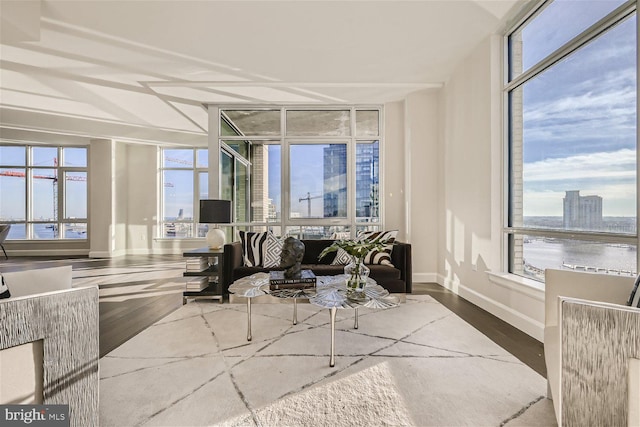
top-left (229, 361), bottom-right (414, 426)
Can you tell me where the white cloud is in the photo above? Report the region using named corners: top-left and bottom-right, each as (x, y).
top-left (521, 149), bottom-right (637, 216)
top-left (523, 149), bottom-right (636, 182)
top-left (525, 86), bottom-right (635, 126)
top-left (521, 34), bottom-right (636, 147)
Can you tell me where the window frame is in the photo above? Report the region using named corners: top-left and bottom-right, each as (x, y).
top-left (217, 105), bottom-right (384, 239)
top-left (503, 0), bottom-right (639, 281)
top-left (159, 147), bottom-right (208, 239)
top-left (0, 144), bottom-right (89, 240)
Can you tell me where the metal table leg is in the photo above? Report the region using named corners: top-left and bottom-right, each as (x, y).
top-left (354, 307), bottom-right (359, 329)
top-left (247, 298), bottom-right (252, 341)
top-left (330, 307), bottom-right (337, 367)
top-left (293, 297), bottom-right (298, 325)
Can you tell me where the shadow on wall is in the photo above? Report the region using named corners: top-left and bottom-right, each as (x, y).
top-left (443, 208), bottom-right (492, 292)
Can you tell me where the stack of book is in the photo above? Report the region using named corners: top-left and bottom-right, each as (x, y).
top-left (186, 258), bottom-right (209, 272)
top-left (269, 270), bottom-right (316, 290)
top-left (186, 276), bottom-right (209, 292)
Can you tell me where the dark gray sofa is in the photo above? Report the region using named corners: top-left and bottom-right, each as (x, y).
top-left (223, 239), bottom-right (412, 294)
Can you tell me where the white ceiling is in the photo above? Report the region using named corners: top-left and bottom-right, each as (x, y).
top-left (0, 0), bottom-right (529, 145)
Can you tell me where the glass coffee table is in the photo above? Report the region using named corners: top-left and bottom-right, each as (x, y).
top-left (228, 273), bottom-right (400, 367)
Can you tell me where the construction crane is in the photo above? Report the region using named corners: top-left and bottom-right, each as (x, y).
top-left (162, 157), bottom-right (191, 190)
top-left (166, 157), bottom-right (193, 166)
top-left (1, 158), bottom-right (174, 228)
top-left (0, 168), bottom-right (86, 221)
top-left (298, 192), bottom-right (321, 217)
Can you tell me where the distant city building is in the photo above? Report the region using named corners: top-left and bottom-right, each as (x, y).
top-left (355, 143), bottom-right (379, 219)
top-left (563, 190), bottom-right (603, 230)
top-left (267, 198), bottom-right (277, 221)
top-left (251, 145), bottom-right (270, 222)
top-left (323, 143), bottom-right (379, 219)
top-left (323, 145), bottom-right (347, 217)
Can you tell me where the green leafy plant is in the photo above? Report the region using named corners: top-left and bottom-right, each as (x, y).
top-left (318, 238), bottom-right (390, 263)
top-left (319, 237), bottom-right (391, 293)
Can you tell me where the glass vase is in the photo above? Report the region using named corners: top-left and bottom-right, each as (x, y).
top-left (344, 258), bottom-right (370, 301)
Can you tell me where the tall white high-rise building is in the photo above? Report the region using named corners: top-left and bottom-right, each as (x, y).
top-left (563, 190), bottom-right (603, 230)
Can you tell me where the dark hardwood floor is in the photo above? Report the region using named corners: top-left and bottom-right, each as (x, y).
top-left (98, 292), bottom-right (182, 357)
top-left (412, 282), bottom-right (546, 377)
top-left (1, 255), bottom-right (184, 357)
top-left (0, 255), bottom-right (546, 377)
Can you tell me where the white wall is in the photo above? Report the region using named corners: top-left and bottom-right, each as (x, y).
top-left (384, 92), bottom-right (440, 283)
top-left (384, 95), bottom-right (440, 285)
top-left (125, 144), bottom-right (158, 254)
top-left (383, 101), bottom-right (406, 241)
top-left (405, 90), bottom-right (441, 282)
top-left (87, 140), bottom-right (147, 256)
top-left (436, 34), bottom-right (545, 340)
top-left (114, 142), bottom-right (128, 254)
top-left (89, 139), bottom-right (115, 257)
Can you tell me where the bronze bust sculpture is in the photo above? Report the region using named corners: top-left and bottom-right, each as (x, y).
top-left (280, 237), bottom-right (305, 278)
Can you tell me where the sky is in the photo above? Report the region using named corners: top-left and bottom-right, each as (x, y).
top-left (519, 0), bottom-right (637, 217)
top-left (0, 146), bottom-right (87, 221)
top-left (268, 145), bottom-right (281, 213)
top-left (289, 144), bottom-right (342, 218)
top-left (161, 149), bottom-right (212, 219)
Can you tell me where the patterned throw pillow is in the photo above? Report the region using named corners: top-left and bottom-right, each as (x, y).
top-left (239, 231), bottom-right (269, 267)
top-left (628, 274), bottom-right (640, 308)
top-left (0, 275), bottom-right (10, 299)
top-left (357, 230), bottom-right (398, 266)
top-left (263, 233), bottom-right (284, 268)
top-left (330, 231), bottom-right (351, 240)
top-left (330, 248), bottom-right (353, 265)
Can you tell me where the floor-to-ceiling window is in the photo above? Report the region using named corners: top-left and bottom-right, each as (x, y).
top-left (0, 144), bottom-right (88, 240)
top-left (160, 148), bottom-right (208, 238)
top-left (506, 0), bottom-right (637, 281)
top-left (218, 106), bottom-right (383, 240)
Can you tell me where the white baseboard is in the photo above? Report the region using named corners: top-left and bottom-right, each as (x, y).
top-left (126, 248), bottom-right (154, 255)
top-left (126, 248), bottom-right (184, 255)
top-left (436, 274), bottom-right (461, 293)
top-left (88, 249), bottom-right (126, 258)
top-left (8, 249), bottom-right (88, 257)
top-left (436, 274), bottom-right (544, 342)
top-left (412, 272), bottom-right (438, 283)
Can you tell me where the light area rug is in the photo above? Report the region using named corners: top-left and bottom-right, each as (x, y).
top-left (99, 295), bottom-right (557, 426)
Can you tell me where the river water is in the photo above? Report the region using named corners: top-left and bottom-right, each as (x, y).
top-left (7, 223), bottom-right (87, 240)
top-left (524, 237), bottom-right (637, 276)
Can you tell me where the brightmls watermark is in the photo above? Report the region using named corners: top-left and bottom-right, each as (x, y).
top-left (0, 405), bottom-right (69, 427)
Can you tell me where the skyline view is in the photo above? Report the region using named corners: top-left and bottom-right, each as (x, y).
top-left (509, 0), bottom-right (637, 281)
top-left (519, 2), bottom-right (636, 217)
top-left (0, 146), bottom-right (88, 222)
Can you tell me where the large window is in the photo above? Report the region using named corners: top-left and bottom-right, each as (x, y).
top-left (506, 0), bottom-right (637, 281)
top-left (0, 144), bottom-right (88, 240)
top-left (160, 148), bottom-right (208, 238)
top-left (290, 143), bottom-right (347, 219)
top-left (219, 107), bottom-right (382, 240)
